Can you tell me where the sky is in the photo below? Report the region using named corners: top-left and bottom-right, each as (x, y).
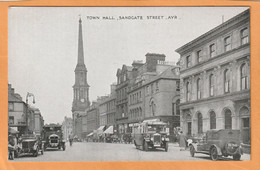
top-left (8, 7), bottom-right (249, 124)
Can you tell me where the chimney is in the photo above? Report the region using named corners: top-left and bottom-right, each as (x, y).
top-left (145, 53), bottom-right (166, 72)
top-left (132, 60), bottom-right (144, 69)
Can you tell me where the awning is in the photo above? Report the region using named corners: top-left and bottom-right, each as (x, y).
top-left (97, 126), bottom-right (105, 131)
top-left (87, 132), bottom-right (93, 137)
top-left (8, 127), bottom-right (19, 134)
top-left (103, 126), bottom-right (113, 134)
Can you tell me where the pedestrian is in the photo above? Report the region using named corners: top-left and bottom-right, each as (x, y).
top-left (179, 131), bottom-right (186, 151)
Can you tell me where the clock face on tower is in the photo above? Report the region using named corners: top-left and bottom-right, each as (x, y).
top-left (80, 98), bottom-right (85, 103)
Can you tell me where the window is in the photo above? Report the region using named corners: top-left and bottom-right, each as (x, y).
top-left (224, 69), bottom-right (230, 93)
top-left (123, 74), bottom-right (126, 81)
top-left (210, 111), bottom-right (216, 129)
top-left (209, 74), bottom-right (214, 96)
top-left (197, 50), bottom-right (202, 63)
top-left (151, 83), bottom-right (154, 94)
top-left (172, 103), bottom-right (175, 115)
top-left (241, 28), bottom-right (249, 45)
top-left (150, 101), bottom-right (156, 116)
top-left (224, 36), bottom-right (231, 52)
top-left (176, 99), bottom-right (180, 115)
top-left (8, 103), bottom-right (14, 111)
top-left (156, 82), bottom-right (159, 91)
top-left (210, 44), bottom-right (216, 58)
top-left (186, 55), bottom-right (191, 68)
top-left (197, 78), bottom-right (201, 99)
top-left (225, 109), bottom-right (232, 129)
top-left (176, 81), bottom-right (180, 91)
top-left (187, 122), bottom-right (192, 135)
top-left (146, 86), bottom-right (149, 94)
top-left (9, 116), bottom-right (14, 124)
top-left (241, 64), bottom-right (248, 90)
top-left (186, 82), bottom-right (191, 101)
top-left (198, 113), bottom-right (203, 134)
top-left (242, 117), bottom-right (250, 128)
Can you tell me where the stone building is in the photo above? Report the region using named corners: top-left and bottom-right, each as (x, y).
top-left (8, 84), bottom-right (28, 135)
top-left (85, 101), bottom-right (100, 136)
top-left (62, 116), bottom-right (73, 141)
top-left (97, 84), bottom-right (117, 134)
top-left (98, 96), bottom-right (109, 127)
top-left (115, 65), bottom-right (133, 134)
top-left (8, 84), bottom-right (44, 136)
top-left (175, 9), bottom-right (250, 144)
top-left (127, 54), bottom-right (180, 140)
top-left (72, 18), bottom-right (90, 138)
top-left (29, 107), bottom-right (44, 136)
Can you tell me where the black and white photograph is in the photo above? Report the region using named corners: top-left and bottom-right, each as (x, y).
top-left (7, 7), bottom-right (250, 161)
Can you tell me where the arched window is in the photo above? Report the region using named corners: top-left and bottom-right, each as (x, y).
top-left (224, 69), bottom-right (230, 93)
top-left (241, 28), bottom-right (249, 45)
top-left (197, 78), bottom-right (201, 99)
top-left (210, 111), bottom-right (216, 129)
top-left (209, 74), bottom-right (214, 96)
top-left (176, 99), bottom-right (180, 115)
top-left (225, 109), bottom-right (232, 129)
top-left (150, 101), bottom-right (156, 116)
top-left (198, 113), bottom-right (203, 134)
top-left (186, 82), bottom-right (191, 101)
top-left (241, 63), bottom-right (248, 90)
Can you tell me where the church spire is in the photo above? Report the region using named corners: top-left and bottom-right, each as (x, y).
top-left (77, 17), bottom-right (85, 66)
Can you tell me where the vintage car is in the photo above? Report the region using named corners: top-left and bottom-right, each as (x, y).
top-left (132, 119), bottom-right (169, 152)
top-left (14, 134), bottom-right (44, 158)
top-left (42, 124), bottom-right (66, 151)
top-left (189, 129), bottom-right (243, 161)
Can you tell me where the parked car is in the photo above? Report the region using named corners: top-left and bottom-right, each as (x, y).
top-left (14, 134), bottom-right (44, 158)
top-left (189, 129), bottom-right (243, 161)
top-left (42, 124), bottom-right (66, 151)
top-left (132, 119), bottom-right (170, 152)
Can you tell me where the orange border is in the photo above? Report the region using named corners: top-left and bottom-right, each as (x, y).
top-left (1, 0), bottom-right (260, 170)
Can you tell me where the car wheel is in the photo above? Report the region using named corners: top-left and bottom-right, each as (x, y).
top-left (233, 154), bottom-right (241, 161)
top-left (190, 145), bottom-right (195, 157)
top-left (165, 142), bottom-right (168, 152)
top-left (143, 141), bottom-right (149, 151)
top-left (210, 147), bottom-right (219, 161)
top-left (134, 140), bottom-right (138, 148)
top-left (34, 148), bottom-right (38, 157)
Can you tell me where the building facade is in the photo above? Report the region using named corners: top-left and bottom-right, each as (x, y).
top-left (115, 65), bottom-right (133, 134)
top-left (127, 54), bottom-right (180, 141)
top-left (29, 107), bottom-right (44, 136)
top-left (176, 9), bottom-right (250, 144)
top-left (8, 84), bottom-right (44, 136)
top-left (86, 101), bottom-right (100, 135)
top-left (72, 18), bottom-right (90, 138)
top-left (8, 84), bottom-right (28, 135)
top-left (62, 116), bottom-right (73, 141)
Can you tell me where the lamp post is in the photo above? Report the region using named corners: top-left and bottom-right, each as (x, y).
top-left (25, 92), bottom-right (35, 134)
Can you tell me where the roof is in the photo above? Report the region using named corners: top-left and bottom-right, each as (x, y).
top-left (44, 124), bottom-right (62, 128)
top-left (175, 9), bottom-right (249, 55)
top-left (8, 93), bottom-right (23, 102)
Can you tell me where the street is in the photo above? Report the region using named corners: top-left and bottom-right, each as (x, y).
top-left (13, 142), bottom-right (250, 162)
